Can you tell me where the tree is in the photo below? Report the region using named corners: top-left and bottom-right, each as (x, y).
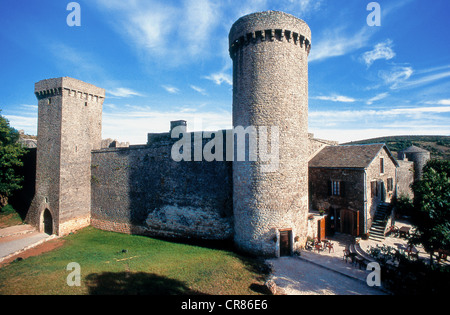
top-left (410, 159), bottom-right (450, 264)
top-left (0, 111), bottom-right (26, 207)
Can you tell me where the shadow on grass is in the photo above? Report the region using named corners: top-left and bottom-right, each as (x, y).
top-left (85, 272), bottom-right (206, 295)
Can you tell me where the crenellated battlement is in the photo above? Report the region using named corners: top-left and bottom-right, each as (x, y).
top-left (229, 28), bottom-right (311, 57)
top-left (35, 87), bottom-right (104, 102)
top-left (35, 87), bottom-right (62, 100)
top-left (34, 77), bottom-right (105, 102)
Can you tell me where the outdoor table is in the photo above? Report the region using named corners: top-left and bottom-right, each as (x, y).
top-left (399, 226), bottom-right (410, 238)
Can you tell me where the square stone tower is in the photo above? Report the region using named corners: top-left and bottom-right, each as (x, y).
top-left (26, 77), bottom-right (104, 235)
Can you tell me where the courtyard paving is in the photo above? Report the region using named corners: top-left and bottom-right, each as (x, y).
top-left (267, 256), bottom-right (387, 295)
top-left (267, 219), bottom-right (446, 295)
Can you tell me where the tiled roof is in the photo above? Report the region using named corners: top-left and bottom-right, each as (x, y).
top-left (309, 144), bottom-right (389, 169)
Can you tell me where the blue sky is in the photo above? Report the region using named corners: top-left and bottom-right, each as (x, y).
top-left (1, 0), bottom-right (449, 144)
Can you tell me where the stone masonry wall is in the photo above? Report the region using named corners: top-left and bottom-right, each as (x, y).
top-left (26, 77), bottom-right (104, 236)
top-left (230, 11), bottom-right (311, 256)
top-left (365, 148), bottom-right (397, 233)
top-left (397, 160), bottom-right (414, 199)
top-left (91, 137), bottom-right (233, 240)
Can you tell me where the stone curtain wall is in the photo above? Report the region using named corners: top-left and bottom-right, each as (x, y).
top-left (91, 139), bottom-right (233, 240)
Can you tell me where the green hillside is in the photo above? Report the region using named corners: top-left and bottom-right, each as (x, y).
top-left (344, 135), bottom-right (450, 160)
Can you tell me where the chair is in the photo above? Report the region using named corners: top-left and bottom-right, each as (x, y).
top-left (327, 242), bottom-right (334, 253)
top-left (315, 243), bottom-right (323, 253)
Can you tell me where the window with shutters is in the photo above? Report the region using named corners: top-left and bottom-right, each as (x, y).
top-left (371, 181), bottom-right (378, 198)
top-left (387, 178), bottom-right (394, 192)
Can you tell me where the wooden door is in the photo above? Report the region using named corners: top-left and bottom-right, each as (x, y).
top-left (279, 230), bottom-right (292, 256)
top-left (318, 218), bottom-right (326, 241)
top-left (340, 209), bottom-right (360, 236)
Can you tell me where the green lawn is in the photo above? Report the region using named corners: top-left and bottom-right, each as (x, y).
top-left (0, 227), bottom-right (269, 295)
top-left (0, 205), bottom-right (23, 228)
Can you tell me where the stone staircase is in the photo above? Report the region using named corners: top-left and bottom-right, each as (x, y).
top-left (368, 203), bottom-right (392, 242)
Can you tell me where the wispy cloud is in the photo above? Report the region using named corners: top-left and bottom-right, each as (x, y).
top-left (426, 99), bottom-right (450, 106)
top-left (94, 0), bottom-right (220, 67)
top-left (366, 92), bottom-right (389, 105)
top-left (312, 95), bottom-right (357, 103)
top-left (361, 40), bottom-right (396, 67)
top-left (190, 85), bottom-right (208, 96)
top-left (2, 104), bottom-right (39, 135)
top-left (161, 85), bottom-right (180, 94)
top-left (204, 72), bottom-right (232, 86)
top-left (379, 65), bottom-right (450, 90)
top-left (107, 87), bottom-right (144, 98)
top-left (395, 71), bottom-right (450, 90)
top-left (309, 27), bottom-right (371, 62)
top-left (379, 66), bottom-right (414, 89)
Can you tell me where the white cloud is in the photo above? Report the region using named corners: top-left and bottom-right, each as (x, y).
top-left (190, 85), bottom-right (208, 96)
top-left (438, 99), bottom-right (450, 105)
top-left (379, 66), bottom-right (414, 89)
top-left (366, 92), bottom-right (389, 105)
top-left (180, 0), bottom-right (218, 56)
top-left (312, 95), bottom-right (357, 103)
top-left (95, 0), bottom-right (219, 67)
top-left (204, 72), bottom-right (232, 86)
top-left (425, 99), bottom-right (450, 106)
top-left (107, 88), bottom-right (144, 98)
top-left (161, 85), bottom-right (180, 94)
top-left (395, 71), bottom-right (450, 90)
top-left (309, 27), bottom-right (370, 62)
top-left (361, 40), bottom-right (396, 67)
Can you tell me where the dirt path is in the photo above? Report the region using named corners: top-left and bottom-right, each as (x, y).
top-left (0, 238), bottom-right (66, 268)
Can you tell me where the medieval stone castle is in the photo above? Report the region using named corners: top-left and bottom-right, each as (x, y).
top-left (24, 11), bottom-right (425, 257)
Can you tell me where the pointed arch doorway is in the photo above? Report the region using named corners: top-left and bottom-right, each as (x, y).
top-left (42, 209), bottom-right (53, 235)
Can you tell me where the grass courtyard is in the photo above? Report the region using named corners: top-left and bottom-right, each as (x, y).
top-left (0, 227), bottom-right (269, 295)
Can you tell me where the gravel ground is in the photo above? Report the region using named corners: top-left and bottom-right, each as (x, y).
top-left (267, 257), bottom-right (387, 295)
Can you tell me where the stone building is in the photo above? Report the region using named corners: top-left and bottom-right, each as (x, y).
top-left (23, 11), bottom-right (416, 257)
top-left (309, 144), bottom-right (399, 237)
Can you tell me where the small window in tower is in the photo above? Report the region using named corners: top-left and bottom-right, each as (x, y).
top-left (48, 98), bottom-right (52, 105)
top-left (85, 102), bottom-right (88, 107)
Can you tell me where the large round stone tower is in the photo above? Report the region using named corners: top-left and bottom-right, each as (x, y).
top-left (229, 11), bottom-right (311, 257)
